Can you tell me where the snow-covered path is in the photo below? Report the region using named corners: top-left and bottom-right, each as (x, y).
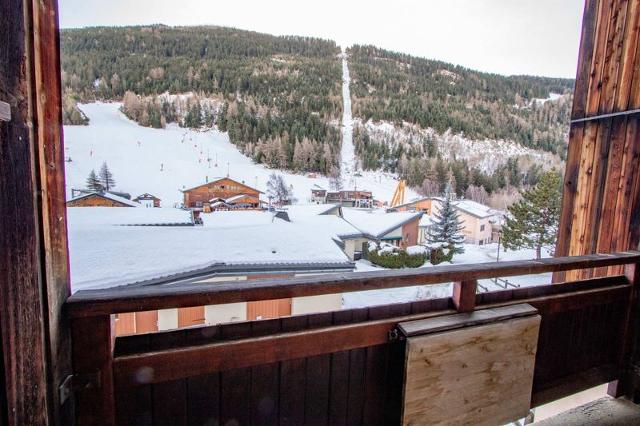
top-left (340, 48), bottom-right (357, 188)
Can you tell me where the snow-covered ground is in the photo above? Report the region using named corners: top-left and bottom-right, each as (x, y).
top-left (63, 102), bottom-right (416, 206)
top-left (342, 243), bottom-right (552, 309)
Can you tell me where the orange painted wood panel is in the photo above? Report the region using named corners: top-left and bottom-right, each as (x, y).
top-left (115, 313), bottom-right (136, 336)
top-left (135, 310), bottom-right (158, 333)
top-left (178, 306), bottom-right (205, 328)
top-left (247, 299), bottom-right (292, 320)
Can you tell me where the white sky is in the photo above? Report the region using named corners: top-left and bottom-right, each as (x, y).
top-left (59, 0), bottom-right (584, 78)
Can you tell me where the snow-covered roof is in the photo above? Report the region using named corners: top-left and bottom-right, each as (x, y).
top-left (451, 199), bottom-right (496, 219)
top-left (68, 209), bottom-right (353, 292)
top-left (68, 191), bottom-right (141, 207)
top-left (342, 208), bottom-right (423, 238)
top-left (67, 207), bottom-right (193, 226)
top-left (282, 203), bottom-right (340, 220)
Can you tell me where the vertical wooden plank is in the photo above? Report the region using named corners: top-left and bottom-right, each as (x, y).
top-left (573, 0), bottom-right (600, 119)
top-left (30, 0), bottom-right (75, 422)
top-left (279, 358), bottom-right (306, 426)
top-left (304, 313), bottom-right (333, 426)
top-left (115, 385), bottom-right (153, 426)
top-left (598, 0), bottom-right (629, 114)
top-left (152, 380), bottom-right (187, 426)
top-left (327, 310), bottom-right (353, 426)
top-left (71, 316), bottom-right (116, 425)
top-left (452, 280), bottom-right (477, 312)
top-left (249, 318), bottom-right (281, 426)
top-left (345, 307), bottom-right (368, 426)
top-left (614, 0), bottom-right (640, 111)
top-left (186, 373), bottom-right (220, 426)
top-left (586, 0), bottom-right (615, 116)
top-left (362, 345), bottom-right (389, 426)
top-left (220, 368), bottom-right (251, 426)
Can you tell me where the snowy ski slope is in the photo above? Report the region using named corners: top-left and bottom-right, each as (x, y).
top-left (63, 102), bottom-right (417, 206)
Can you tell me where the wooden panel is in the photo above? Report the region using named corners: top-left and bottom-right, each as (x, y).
top-left (247, 298), bottom-right (291, 320)
top-left (135, 311), bottom-right (158, 334)
top-left (557, 0), bottom-right (640, 280)
top-left (402, 315), bottom-right (540, 426)
top-left (177, 306), bottom-right (205, 328)
top-left (115, 313), bottom-right (136, 336)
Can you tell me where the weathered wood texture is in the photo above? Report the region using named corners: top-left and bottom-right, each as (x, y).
top-left (1, 0), bottom-right (72, 424)
top-left (108, 275), bottom-right (631, 425)
top-left (402, 314), bottom-right (540, 426)
top-left (556, 0), bottom-right (640, 281)
top-left (71, 316), bottom-right (116, 426)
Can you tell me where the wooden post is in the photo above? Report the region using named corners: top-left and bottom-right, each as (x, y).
top-left (608, 262), bottom-right (640, 398)
top-left (71, 316), bottom-right (116, 425)
top-left (453, 280), bottom-right (477, 313)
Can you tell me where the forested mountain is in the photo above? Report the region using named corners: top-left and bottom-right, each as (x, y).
top-left (60, 26), bottom-right (574, 183)
top-left (60, 25), bottom-right (343, 174)
top-left (347, 45), bottom-right (573, 158)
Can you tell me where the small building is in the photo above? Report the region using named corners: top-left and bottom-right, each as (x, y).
top-left (66, 191), bottom-right (140, 208)
top-left (342, 208), bottom-right (423, 249)
top-left (326, 190), bottom-right (373, 208)
top-left (431, 198), bottom-right (498, 245)
top-left (311, 185), bottom-right (327, 204)
top-left (182, 177), bottom-right (262, 214)
top-left (133, 193), bottom-right (161, 208)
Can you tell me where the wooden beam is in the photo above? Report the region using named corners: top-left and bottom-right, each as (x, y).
top-left (30, 0), bottom-right (74, 423)
top-left (71, 316), bottom-right (116, 425)
top-left (66, 252), bottom-right (640, 318)
top-left (452, 280), bottom-right (477, 312)
top-left (0, 0), bottom-right (50, 423)
top-left (114, 317), bottom-right (396, 388)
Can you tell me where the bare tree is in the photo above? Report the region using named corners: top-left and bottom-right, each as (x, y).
top-left (419, 178), bottom-right (439, 197)
top-left (329, 166), bottom-right (343, 191)
top-left (266, 173), bottom-right (294, 206)
top-left (465, 185), bottom-right (489, 205)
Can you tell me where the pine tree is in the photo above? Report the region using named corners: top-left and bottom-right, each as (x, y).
top-left (98, 162), bottom-right (115, 191)
top-left (428, 184), bottom-right (465, 260)
top-left (501, 171), bottom-right (561, 259)
top-left (85, 169), bottom-right (103, 191)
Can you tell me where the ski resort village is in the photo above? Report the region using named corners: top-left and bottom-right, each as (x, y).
top-left (64, 99), bottom-right (557, 336)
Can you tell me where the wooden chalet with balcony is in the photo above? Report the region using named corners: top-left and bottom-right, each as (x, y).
top-left (182, 177), bottom-right (262, 214)
top-left (4, 1), bottom-right (640, 425)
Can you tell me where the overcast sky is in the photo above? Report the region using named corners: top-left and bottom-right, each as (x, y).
top-left (59, 0), bottom-right (584, 78)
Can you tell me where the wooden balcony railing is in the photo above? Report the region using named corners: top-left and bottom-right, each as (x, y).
top-left (66, 252), bottom-right (640, 425)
